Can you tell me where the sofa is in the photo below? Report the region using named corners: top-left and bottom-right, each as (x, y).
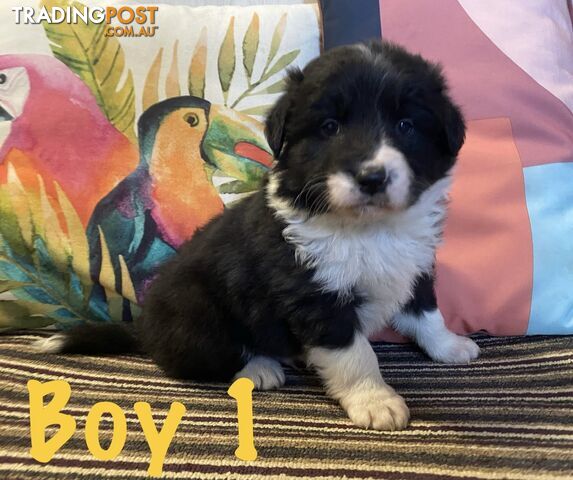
top-left (1, 1), bottom-right (572, 478)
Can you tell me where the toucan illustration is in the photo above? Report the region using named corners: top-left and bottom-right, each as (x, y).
top-left (87, 96), bottom-right (274, 306)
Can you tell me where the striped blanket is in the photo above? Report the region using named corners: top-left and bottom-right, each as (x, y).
top-left (1, 332), bottom-right (572, 479)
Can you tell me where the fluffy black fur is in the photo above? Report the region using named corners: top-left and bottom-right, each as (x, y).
top-left (269, 42), bottom-right (464, 213)
top-left (51, 40), bottom-right (465, 385)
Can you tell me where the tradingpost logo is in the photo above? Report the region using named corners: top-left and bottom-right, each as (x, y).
top-left (11, 5), bottom-right (159, 37)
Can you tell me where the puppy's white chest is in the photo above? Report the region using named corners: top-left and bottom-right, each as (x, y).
top-left (291, 223), bottom-right (433, 302)
top-left (282, 186), bottom-right (449, 331)
top-left (287, 222), bottom-right (437, 336)
top-left (277, 177), bottom-right (450, 333)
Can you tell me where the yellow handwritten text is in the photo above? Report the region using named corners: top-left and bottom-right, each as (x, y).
top-left (28, 377), bottom-right (257, 476)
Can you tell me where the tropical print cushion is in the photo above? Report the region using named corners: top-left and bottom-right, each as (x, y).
top-left (320, 0), bottom-right (573, 336)
top-left (0, 1), bottom-right (321, 329)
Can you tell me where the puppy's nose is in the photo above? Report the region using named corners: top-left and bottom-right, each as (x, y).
top-left (356, 168), bottom-right (390, 195)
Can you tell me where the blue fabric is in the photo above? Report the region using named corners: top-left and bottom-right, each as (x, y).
top-left (320, 0), bottom-right (381, 50)
top-left (524, 162), bottom-right (573, 334)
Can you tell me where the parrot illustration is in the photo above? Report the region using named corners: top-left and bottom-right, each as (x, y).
top-left (0, 54), bottom-right (138, 226)
top-left (87, 96), bottom-right (273, 303)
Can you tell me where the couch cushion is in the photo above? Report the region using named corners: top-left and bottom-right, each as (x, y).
top-left (0, 1), bottom-right (320, 328)
top-left (320, 0), bottom-right (573, 336)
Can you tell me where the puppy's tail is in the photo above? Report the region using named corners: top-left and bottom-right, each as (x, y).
top-left (34, 323), bottom-right (140, 355)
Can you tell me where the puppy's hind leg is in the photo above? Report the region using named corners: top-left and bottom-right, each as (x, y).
top-left (141, 280), bottom-right (249, 383)
top-left (392, 272), bottom-right (480, 364)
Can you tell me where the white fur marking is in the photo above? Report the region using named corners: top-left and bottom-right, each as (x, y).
top-left (266, 172), bottom-right (305, 222)
top-left (285, 177), bottom-right (451, 327)
top-left (327, 172), bottom-right (363, 209)
top-left (363, 143), bottom-right (412, 209)
top-left (233, 356), bottom-right (285, 390)
top-left (268, 168), bottom-right (453, 337)
top-left (33, 334), bottom-right (66, 354)
top-left (355, 43), bottom-right (376, 61)
top-left (307, 333), bottom-right (409, 430)
top-left (392, 309), bottom-right (480, 364)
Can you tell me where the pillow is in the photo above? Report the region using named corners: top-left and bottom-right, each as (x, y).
top-left (320, 0), bottom-right (573, 336)
top-left (0, 0), bottom-right (321, 329)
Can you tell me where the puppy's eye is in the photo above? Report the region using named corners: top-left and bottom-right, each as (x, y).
top-left (184, 112), bottom-right (199, 127)
top-left (320, 119), bottom-right (340, 137)
top-left (0, 74), bottom-right (6, 85)
top-left (397, 119), bottom-right (415, 136)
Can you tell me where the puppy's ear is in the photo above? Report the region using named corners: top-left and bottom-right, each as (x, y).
top-left (444, 101), bottom-right (466, 156)
top-left (265, 68), bottom-right (303, 158)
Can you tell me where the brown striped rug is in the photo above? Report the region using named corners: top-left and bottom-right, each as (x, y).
top-left (1, 332), bottom-right (572, 480)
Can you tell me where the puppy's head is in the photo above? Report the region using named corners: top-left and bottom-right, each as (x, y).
top-left (265, 41), bottom-right (465, 218)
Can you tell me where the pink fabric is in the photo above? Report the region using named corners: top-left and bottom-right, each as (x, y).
top-left (380, 0), bottom-right (573, 169)
top-left (376, 0), bottom-right (573, 337)
top-left (436, 118), bottom-right (533, 335)
top-left (455, 0), bottom-right (573, 113)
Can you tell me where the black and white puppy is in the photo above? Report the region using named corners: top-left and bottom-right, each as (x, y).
top-left (38, 41), bottom-right (479, 430)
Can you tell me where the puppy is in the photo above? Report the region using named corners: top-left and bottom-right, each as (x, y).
top-left (38, 41), bottom-right (479, 430)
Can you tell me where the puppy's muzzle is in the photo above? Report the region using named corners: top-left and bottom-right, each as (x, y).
top-left (356, 167), bottom-right (390, 196)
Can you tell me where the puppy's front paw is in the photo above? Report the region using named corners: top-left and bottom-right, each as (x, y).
top-left (427, 334), bottom-right (480, 364)
top-left (341, 388), bottom-right (410, 430)
top-left (233, 356), bottom-right (285, 391)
